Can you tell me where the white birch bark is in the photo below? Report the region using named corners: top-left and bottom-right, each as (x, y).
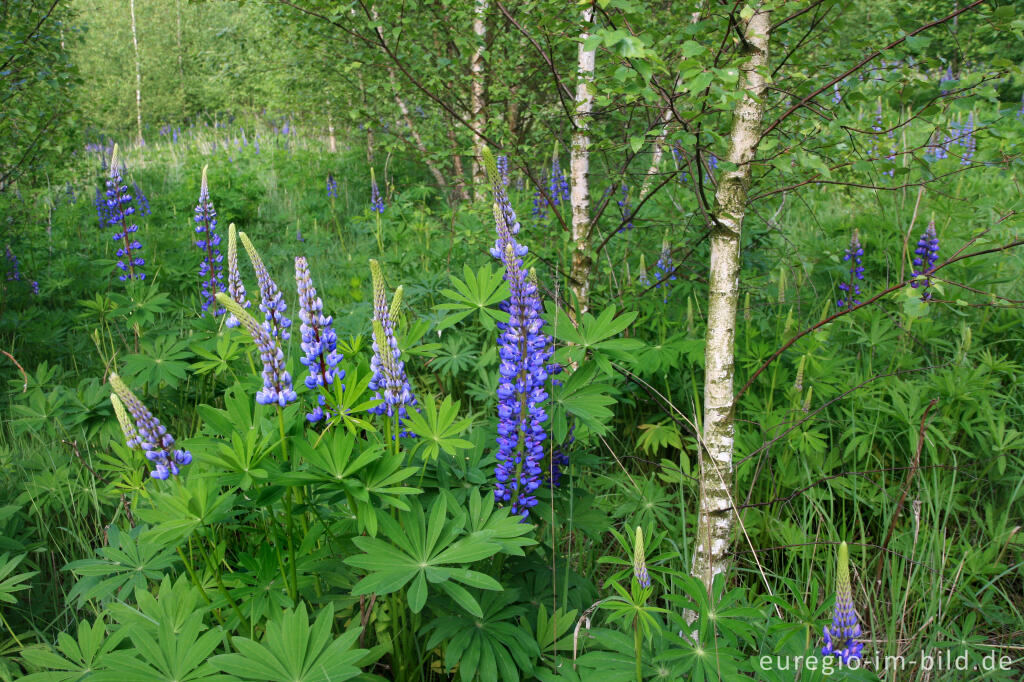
top-left (568, 2), bottom-right (596, 316)
top-left (129, 0), bottom-right (143, 146)
top-left (387, 68), bottom-right (451, 195)
top-left (470, 0), bottom-right (488, 200)
top-left (692, 6), bottom-right (771, 594)
top-left (327, 101), bottom-right (336, 153)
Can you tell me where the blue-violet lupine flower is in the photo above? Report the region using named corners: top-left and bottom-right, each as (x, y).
top-left (326, 173), bottom-right (337, 198)
top-left (911, 220), bottom-right (939, 300)
top-left (617, 184), bottom-right (634, 232)
top-left (484, 147), bottom-right (558, 519)
top-left (105, 146), bottom-right (144, 281)
top-left (94, 186), bottom-right (111, 229)
top-left (370, 172), bottom-right (385, 213)
top-left (195, 166), bottom-right (225, 315)
top-left (548, 423), bottom-right (573, 487)
top-left (240, 232), bottom-right (291, 341)
top-left (496, 155), bottom-right (510, 187)
top-left (831, 82), bottom-right (842, 105)
top-left (109, 373), bottom-right (192, 479)
top-left (532, 178), bottom-right (549, 222)
top-left (216, 293), bottom-right (297, 407)
top-left (960, 112), bottom-right (976, 166)
top-left (837, 230), bottom-right (865, 308)
top-left (133, 181), bottom-right (151, 217)
top-left (549, 156), bottom-right (569, 205)
top-left (224, 223), bottom-right (250, 328)
top-left (295, 256), bottom-right (344, 423)
top-left (633, 526), bottom-right (651, 589)
top-left (822, 541), bottom-right (864, 664)
top-left (654, 237), bottom-right (677, 302)
top-left (368, 259), bottom-right (416, 426)
top-left (4, 245), bottom-right (19, 281)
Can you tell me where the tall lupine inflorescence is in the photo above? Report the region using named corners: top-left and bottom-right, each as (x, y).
top-left (109, 374), bottom-right (192, 479)
top-left (654, 236), bottom-right (677, 302)
top-left (326, 173), bottom-right (337, 198)
top-left (217, 292), bottom-right (297, 407)
top-left (548, 155), bottom-right (569, 206)
top-left (960, 112), bottom-right (976, 165)
top-left (4, 245), bottom-right (19, 281)
top-left (496, 154), bottom-right (510, 187)
top-left (224, 224), bottom-right (250, 328)
top-left (105, 146), bottom-right (145, 281)
top-left (370, 169), bottom-right (385, 213)
top-left (837, 230), bottom-right (865, 308)
top-left (240, 232), bottom-right (291, 341)
top-left (368, 260), bottom-right (416, 427)
top-left (483, 147), bottom-right (558, 519)
top-left (295, 256), bottom-right (343, 423)
top-left (617, 184), bottom-right (633, 232)
top-left (911, 220), bottom-right (940, 300)
top-left (194, 166), bottom-right (225, 315)
top-left (632, 526), bottom-right (651, 588)
top-left (532, 181), bottom-right (549, 222)
top-left (822, 542), bottom-right (864, 664)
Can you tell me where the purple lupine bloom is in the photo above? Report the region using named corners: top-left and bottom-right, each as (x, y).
top-left (295, 256), bottom-right (344, 423)
top-left (194, 166), bottom-right (225, 315)
top-left (370, 175), bottom-right (385, 213)
top-left (224, 224), bottom-right (250, 328)
top-left (939, 65), bottom-right (954, 95)
top-left (822, 542), bottom-right (864, 664)
top-left (240, 232), bottom-right (291, 341)
top-left (617, 184), bottom-right (633, 232)
top-left (109, 374), bottom-right (192, 479)
top-left (4, 245), bottom-right (19, 281)
top-left (911, 220), bottom-right (939, 300)
top-left (485, 149), bottom-right (558, 519)
top-left (532, 178), bottom-right (549, 222)
top-left (831, 82), bottom-right (842, 105)
top-left (94, 187), bottom-right (110, 229)
top-left (216, 293), bottom-right (297, 407)
top-left (654, 238), bottom-right (677, 302)
top-left (837, 231), bottom-right (865, 308)
top-left (105, 147), bottom-right (144, 281)
top-left (326, 173), bottom-right (337, 198)
top-left (133, 182), bottom-right (151, 217)
top-left (496, 155), bottom-right (510, 187)
top-left (367, 260), bottom-right (416, 426)
top-left (110, 393), bottom-right (142, 449)
top-left (870, 101), bottom-right (883, 159)
top-left (549, 157), bottom-right (569, 206)
top-left (960, 112), bottom-right (976, 165)
top-left (548, 424), bottom-right (573, 487)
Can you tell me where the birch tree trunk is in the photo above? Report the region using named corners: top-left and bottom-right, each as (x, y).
top-left (692, 6), bottom-right (771, 594)
top-left (129, 0), bottom-right (143, 146)
top-left (386, 68), bottom-right (451, 196)
top-left (327, 101), bottom-right (337, 153)
top-left (568, 2), bottom-right (596, 317)
top-left (470, 0), bottom-right (488, 200)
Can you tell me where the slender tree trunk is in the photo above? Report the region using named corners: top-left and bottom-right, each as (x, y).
top-left (175, 0), bottom-right (183, 79)
top-left (691, 7), bottom-right (771, 594)
top-left (447, 119), bottom-right (470, 202)
top-left (327, 101), bottom-right (337, 152)
top-left (568, 1), bottom-right (596, 316)
top-left (387, 69), bottom-right (451, 196)
top-left (507, 85), bottom-right (520, 143)
top-left (129, 0), bottom-right (143, 146)
top-left (470, 0), bottom-right (488, 200)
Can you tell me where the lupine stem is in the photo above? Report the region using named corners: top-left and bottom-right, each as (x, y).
top-left (277, 407), bottom-right (299, 602)
top-left (633, 614), bottom-right (643, 682)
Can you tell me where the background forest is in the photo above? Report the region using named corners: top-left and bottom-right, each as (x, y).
top-left (1, 0), bottom-right (1023, 680)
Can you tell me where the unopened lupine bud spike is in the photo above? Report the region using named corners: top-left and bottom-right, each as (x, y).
top-left (389, 286), bottom-right (403, 325)
top-left (633, 527), bottom-right (651, 589)
top-left (224, 224), bottom-right (251, 328)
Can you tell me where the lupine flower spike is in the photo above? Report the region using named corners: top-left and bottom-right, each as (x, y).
top-left (240, 232), bottom-right (291, 340)
top-left (368, 260), bottom-right (416, 427)
top-left (911, 219), bottom-right (939, 300)
top-left (217, 293), bottom-right (297, 407)
top-left (633, 526), bottom-right (651, 589)
top-left (109, 374), bottom-right (191, 479)
top-left (224, 224), bottom-right (250, 328)
top-left (654, 236), bottom-right (677, 302)
top-left (483, 147), bottom-right (559, 519)
top-left (370, 168), bottom-right (385, 213)
top-left (496, 155), bottom-right (510, 187)
top-left (326, 173), bottom-right (337, 198)
top-left (110, 393), bottom-right (142, 449)
top-left (195, 166), bottom-right (225, 315)
top-left (822, 541), bottom-right (864, 664)
top-left (549, 154), bottom-right (569, 206)
top-left (105, 145), bottom-right (145, 281)
top-left (637, 253), bottom-right (650, 287)
top-left (295, 256), bottom-right (343, 423)
top-left (837, 230), bottom-right (865, 308)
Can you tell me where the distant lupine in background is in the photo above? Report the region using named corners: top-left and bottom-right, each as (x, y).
top-left (637, 253), bottom-right (650, 287)
top-left (368, 259), bottom-right (416, 427)
top-left (326, 173), bottom-right (337, 198)
top-left (869, 100), bottom-right (883, 159)
top-left (939, 64), bottom-right (954, 95)
top-left (822, 542), bottom-right (864, 664)
top-left (295, 256), bottom-right (343, 423)
top-left (617, 184), bottom-right (634, 232)
top-left (837, 230), bottom-right (865, 308)
top-left (831, 82), bottom-right (842, 105)
top-left (960, 112), bottom-right (976, 165)
top-left (104, 146), bottom-right (145, 281)
top-left (4, 245), bottom-right (19, 281)
top-left (94, 187), bottom-right (110, 228)
top-left (496, 154), bottom-right (510, 187)
top-left (217, 293), bottom-right (297, 407)
top-left (109, 373), bottom-right (192, 479)
top-left (885, 122), bottom-right (897, 177)
top-left (132, 182), bottom-right (151, 217)
top-left (549, 156), bottom-right (569, 206)
top-left (240, 232), bottom-right (291, 341)
top-left (532, 180), bottom-right (549, 221)
top-left (632, 526), bottom-right (651, 588)
top-left (224, 223), bottom-right (250, 328)
top-left (194, 166), bottom-right (224, 315)
top-left (370, 170), bottom-right (385, 213)
top-left (483, 147), bottom-right (558, 519)
top-left (654, 237), bottom-right (677, 302)
top-left (911, 220), bottom-right (940, 300)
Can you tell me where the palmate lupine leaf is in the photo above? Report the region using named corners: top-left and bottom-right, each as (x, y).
top-left (549, 363), bottom-right (616, 439)
top-left (0, 553), bottom-right (36, 604)
top-left (437, 263), bottom-right (511, 330)
top-left (121, 336), bottom-right (192, 390)
top-left (402, 393), bottom-right (474, 461)
top-left (210, 603), bottom-right (369, 682)
top-left (20, 618), bottom-right (126, 682)
top-left (345, 496), bottom-right (503, 617)
top-left (65, 525), bottom-right (177, 607)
